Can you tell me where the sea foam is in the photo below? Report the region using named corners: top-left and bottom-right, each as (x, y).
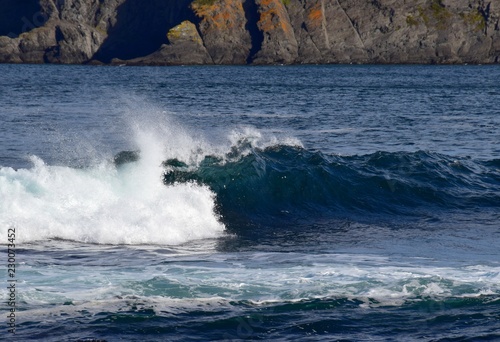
top-left (0, 114), bottom-right (226, 245)
top-left (0, 99), bottom-right (306, 245)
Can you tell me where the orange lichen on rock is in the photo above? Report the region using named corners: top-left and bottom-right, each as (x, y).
top-left (257, 0), bottom-right (294, 35)
top-left (190, 0), bottom-right (251, 64)
top-left (307, 3), bottom-right (323, 28)
top-left (192, 0), bottom-right (243, 30)
top-left (167, 21), bottom-right (202, 44)
top-left (308, 7), bottom-right (322, 22)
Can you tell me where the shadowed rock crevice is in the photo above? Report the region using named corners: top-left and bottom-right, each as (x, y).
top-left (243, 0), bottom-right (264, 63)
top-left (0, 0), bottom-right (45, 37)
top-left (93, 0), bottom-right (194, 62)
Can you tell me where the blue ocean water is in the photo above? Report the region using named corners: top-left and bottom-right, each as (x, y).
top-left (1, 64), bottom-right (499, 341)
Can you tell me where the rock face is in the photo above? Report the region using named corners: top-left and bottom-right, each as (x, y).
top-left (192, 0), bottom-right (251, 64)
top-left (252, 0), bottom-right (298, 64)
top-left (0, 0), bottom-right (499, 65)
top-left (0, 0), bottom-right (119, 64)
top-left (128, 20), bottom-right (213, 65)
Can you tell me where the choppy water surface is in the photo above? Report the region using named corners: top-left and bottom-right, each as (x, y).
top-left (1, 64), bottom-right (499, 341)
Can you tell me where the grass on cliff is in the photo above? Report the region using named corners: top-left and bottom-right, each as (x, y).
top-left (193, 0), bottom-right (216, 5)
top-left (406, 15), bottom-right (419, 27)
top-left (430, 0), bottom-right (451, 24)
top-left (415, 0), bottom-right (451, 30)
top-left (460, 10), bottom-right (486, 32)
top-left (194, 0), bottom-right (290, 6)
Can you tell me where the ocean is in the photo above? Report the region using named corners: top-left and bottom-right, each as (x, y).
top-left (1, 64), bottom-right (499, 341)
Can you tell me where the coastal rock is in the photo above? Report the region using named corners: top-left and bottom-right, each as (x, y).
top-left (92, 0), bottom-right (195, 62)
top-left (326, 0), bottom-right (500, 64)
top-left (15, 26), bottom-right (57, 63)
top-left (192, 0), bottom-right (251, 64)
top-left (286, 0), bottom-right (369, 63)
top-left (252, 0), bottom-right (298, 64)
top-left (0, 0), bottom-right (112, 64)
top-left (128, 20), bottom-right (213, 65)
top-left (45, 24), bottom-right (104, 64)
top-left (0, 0), bottom-right (499, 65)
top-left (0, 36), bottom-right (22, 63)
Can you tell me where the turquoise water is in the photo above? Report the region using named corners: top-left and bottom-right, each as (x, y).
top-left (1, 64), bottom-right (499, 341)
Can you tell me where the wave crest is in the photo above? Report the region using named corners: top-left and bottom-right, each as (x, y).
top-left (161, 146), bottom-right (500, 229)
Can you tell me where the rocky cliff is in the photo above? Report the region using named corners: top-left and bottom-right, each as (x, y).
top-left (1, 0), bottom-right (499, 65)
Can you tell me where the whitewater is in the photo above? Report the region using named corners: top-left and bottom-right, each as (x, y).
top-left (0, 122), bottom-right (226, 245)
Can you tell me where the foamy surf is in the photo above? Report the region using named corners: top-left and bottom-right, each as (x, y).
top-left (0, 101), bottom-right (307, 245)
top-left (0, 153), bottom-right (225, 245)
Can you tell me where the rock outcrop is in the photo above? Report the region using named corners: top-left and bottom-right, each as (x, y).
top-left (252, 0), bottom-right (299, 64)
top-left (128, 20), bottom-right (213, 65)
top-left (0, 0), bottom-right (499, 65)
top-left (193, 0), bottom-right (251, 64)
